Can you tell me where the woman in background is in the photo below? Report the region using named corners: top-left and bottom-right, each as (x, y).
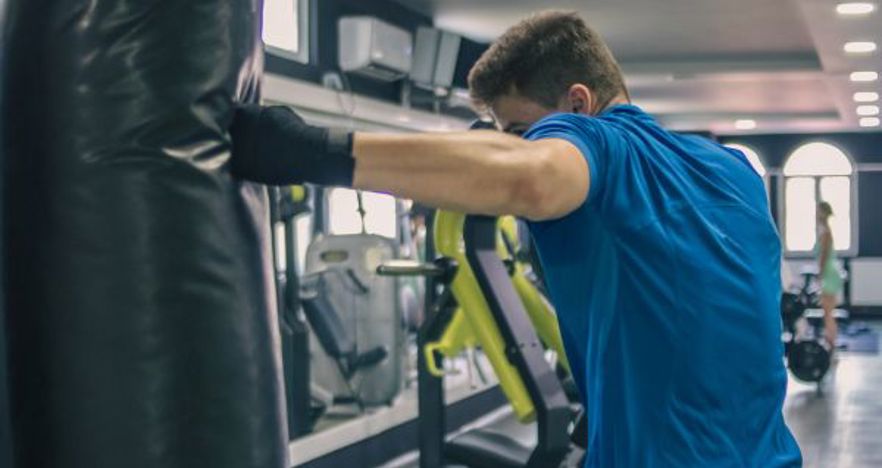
top-left (816, 201), bottom-right (842, 349)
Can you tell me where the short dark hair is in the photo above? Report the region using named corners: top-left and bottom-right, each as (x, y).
top-left (468, 10), bottom-right (628, 111)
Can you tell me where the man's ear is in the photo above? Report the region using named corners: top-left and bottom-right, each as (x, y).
top-left (566, 84), bottom-right (595, 115)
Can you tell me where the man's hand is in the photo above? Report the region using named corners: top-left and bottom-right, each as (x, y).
top-left (229, 104), bottom-right (355, 186)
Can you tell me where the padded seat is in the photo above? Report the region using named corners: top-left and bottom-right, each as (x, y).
top-left (446, 429), bottom-right (533, 468)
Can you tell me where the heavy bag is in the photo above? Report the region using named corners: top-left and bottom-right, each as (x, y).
top-left (0, 1), bottom-right (11, 464)
top-left (1, 0), bottom-right (288, 467)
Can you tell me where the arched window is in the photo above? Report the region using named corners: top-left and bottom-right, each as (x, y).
top-left (782, 142), bottom-right (855, 254)
top-left (327, 188), bottom-right (398, 238)
top-left (724, 143), bottom-right (767, 177)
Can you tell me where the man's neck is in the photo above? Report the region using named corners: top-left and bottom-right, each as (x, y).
top-left (593, 92), bottom-right (631, 115)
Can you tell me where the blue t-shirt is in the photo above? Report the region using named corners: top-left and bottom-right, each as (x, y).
top-left (524, 106), bottom-right (801, 468)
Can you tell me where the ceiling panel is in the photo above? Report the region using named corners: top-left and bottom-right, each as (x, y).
top-left (631, 73), bottom-right (834, 115)
top-left (396, 0), bottom-right (814, 59)
top-left (391, 0), bottom-right (882, 134)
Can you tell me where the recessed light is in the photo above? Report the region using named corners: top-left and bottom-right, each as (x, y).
top-left (857, 105), bottom-right (880, 116)
top-left (837, 2), bottom-right (876, 15)
top-left (734, 119), bottom-right (757, 130)
top-left (850, 71), bottom-right (879, 82)
top-left (859, 117), bottom-right (881, 127)
top-left (854, 91), bottom-right (880, 102)
top-left (844, 41), bottom-right (877, 53)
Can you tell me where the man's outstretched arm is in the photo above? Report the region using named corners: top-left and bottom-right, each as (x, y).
top-left (230, 105), bottom-right (589, 221)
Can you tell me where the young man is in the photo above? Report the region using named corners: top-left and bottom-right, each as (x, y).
top-left (232, 10), bottom-right (801, 467)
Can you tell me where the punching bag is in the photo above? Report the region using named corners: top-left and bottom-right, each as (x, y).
top-left (0, 0), bottom-right (12, 465)
top-left (1, 0), bottom-right (288, 467)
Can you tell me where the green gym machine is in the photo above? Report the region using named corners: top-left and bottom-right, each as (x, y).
top-left (379, 210), bottom-right (580, 467)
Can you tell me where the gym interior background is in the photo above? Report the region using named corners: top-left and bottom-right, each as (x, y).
top-left (2, 0), bottom-right (882, 467)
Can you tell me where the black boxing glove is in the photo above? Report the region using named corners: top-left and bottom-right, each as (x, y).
top-left (230, 104), bottom-right (355, 186)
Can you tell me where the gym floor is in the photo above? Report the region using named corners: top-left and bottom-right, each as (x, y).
top-left (784, 320), bottom-right (882, 468)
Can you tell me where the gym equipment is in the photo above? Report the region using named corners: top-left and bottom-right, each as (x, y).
top-left (2, 0), bottom-right (287, 466)
top-left (392, 216), bottom-right (572, 396)
top-left (271, 186), bottom-right (326, 437)
top-left (781, 272), bottom-right (840, 385)
top-left (787, 339), bottom-right (831, 383)
top-left (459, 215), bottom-right (573, 466)
top-left (497, 217), bottom-right (570, 374)
top-left (397, 200), bottom-right (427, 332)
top-left (305, 232), bottom-right (404, 407)
top-left (301, 268), bottom-right (390, 408)
top-left (379, 211), bottom-right (579, 467)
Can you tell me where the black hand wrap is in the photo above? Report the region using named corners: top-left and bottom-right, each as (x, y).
top-left (469, 119), bottom-right (497, 131)
top-left (230, 104), bottom-right (355, 186)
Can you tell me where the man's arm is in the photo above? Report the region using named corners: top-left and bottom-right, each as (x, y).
top-left (230, 105), bottom-right (590, 221)
top-left (352, 131), bottom-right (588, 221)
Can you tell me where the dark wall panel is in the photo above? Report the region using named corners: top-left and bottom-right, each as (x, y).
top-left (858, 172), bottom-right (882, 256)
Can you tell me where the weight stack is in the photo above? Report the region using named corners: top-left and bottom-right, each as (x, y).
top-left (1, 1), bottom-right (288, 467)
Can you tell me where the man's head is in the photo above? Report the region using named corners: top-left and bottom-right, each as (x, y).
top-left (468, 10), bottom-right (629, 135)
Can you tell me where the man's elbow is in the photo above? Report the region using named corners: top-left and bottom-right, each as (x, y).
top-left (509, 159), bottom-right (567, 222)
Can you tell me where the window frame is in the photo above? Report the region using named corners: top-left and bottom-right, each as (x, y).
top-left (724, 142), bottom-right (769, 195)
top-left (779, 141), bottom-right (859, 258)
top-left (263, 0), bottom-right (310, 64)
top-left (324, 188), bottom-right (400, 240)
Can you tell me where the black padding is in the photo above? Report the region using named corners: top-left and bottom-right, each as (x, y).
top-left (1, 0), bottom-right (287, 467)
top-left (302, 278), bottom-right (357, 360)
top-left (301, 274), bottom-right (387, 374)
top-left (352, 346), bottom-right (388, 371)
top-left (446, 429), bottom-right (533, 468)
top-left (570, 410), bottom-right (589, 449)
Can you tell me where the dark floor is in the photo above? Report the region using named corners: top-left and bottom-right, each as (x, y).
top-left (784, 321), bottom-right (882, 468)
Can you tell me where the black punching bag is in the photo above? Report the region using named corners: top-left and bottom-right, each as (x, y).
top-left (1, 0), bottom-right (288, 467)
top-left (0, 1), bottom-right (12, 465)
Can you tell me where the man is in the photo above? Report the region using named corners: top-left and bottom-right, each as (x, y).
top-left (232, 10), bottom-right (801, 467)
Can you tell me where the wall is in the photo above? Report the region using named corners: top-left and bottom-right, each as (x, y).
top-left (265, 0), bottom-right (487, 109)
top-left (720, 131), bottom-right (882, 313)
top-left (719, 132), bottom-right (882, 255)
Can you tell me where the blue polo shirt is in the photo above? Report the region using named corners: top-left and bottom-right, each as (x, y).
top-left (524, 106), bottom-right (801, 467)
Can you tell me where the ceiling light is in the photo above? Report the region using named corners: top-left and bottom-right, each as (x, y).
top-left (856, 105), bottom-right (880, 115)
top-left (837, 2), bottom-right (876, 15)
top-left (850, 71), bottom-right (879, 82)
top-left (854, 91), bottom-right (880, 102)
top-left (734, 119), bottom-right (757, 130)
top-left (844, 41), bottom-right (877, 53)
top-left (859, 117), bottom-right (881, 126)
